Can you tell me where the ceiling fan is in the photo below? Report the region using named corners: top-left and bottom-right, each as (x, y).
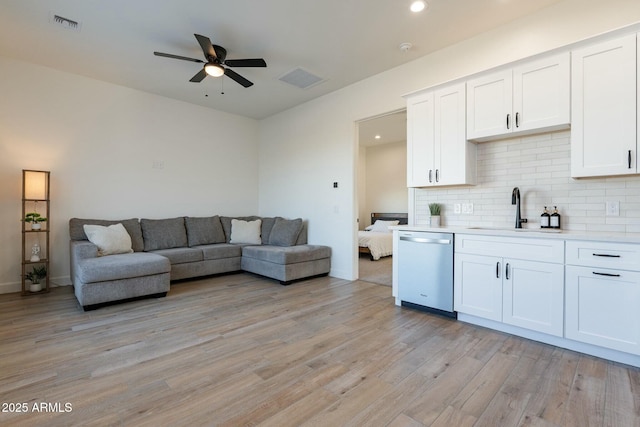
top-left (154, 34), bottom-right (267, 88)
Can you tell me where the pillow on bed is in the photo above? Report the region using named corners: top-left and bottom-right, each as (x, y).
top-left (365, 220), bottom-right (399, 232)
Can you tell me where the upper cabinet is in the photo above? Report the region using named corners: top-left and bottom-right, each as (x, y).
top-left (571, 34), bottom-right (637, 178)
top-left (466, 52), bottom-right (571, 142)
top-left (406, 82), bottom-right (476, 188)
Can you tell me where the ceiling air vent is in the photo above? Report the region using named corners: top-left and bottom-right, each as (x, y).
top-left (278, 67), bottom-right (325, 89)
top-left (49, 12), bottom-right (82, 32)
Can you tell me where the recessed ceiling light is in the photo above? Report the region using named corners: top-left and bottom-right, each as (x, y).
top-left (375, 135), bottom-right (381, 139)
top-left (410, 1), bottom-right (427, 13)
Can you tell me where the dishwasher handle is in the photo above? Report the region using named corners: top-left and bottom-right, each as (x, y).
top-left (399, 236), bottom-right (451, 245)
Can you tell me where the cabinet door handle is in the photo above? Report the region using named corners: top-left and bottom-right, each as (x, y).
top-left (496, 262), bottom-right (500, 279)
top-left (629, 150), bottom-right (632, 169)
top-left (506, 114), bottom-right (510, 130)
top-left (435, 169), bottom-right (439, 183)
top-left (592, 253), bottom-right (621, 258)
top-left (428, 170), bottom-right (433, 183)
top-left (515, 112), bottom-right (520, 128)
top-left (593, 271), bottom-right (621, 277)
top-left (505, 263), bottom-right (510, 280)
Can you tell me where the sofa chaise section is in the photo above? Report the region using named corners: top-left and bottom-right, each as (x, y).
top-left (70, 238), bottom-right (170, 311)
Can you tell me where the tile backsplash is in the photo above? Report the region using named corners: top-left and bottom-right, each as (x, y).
top-left (414, 130), bottom-right (640, 233)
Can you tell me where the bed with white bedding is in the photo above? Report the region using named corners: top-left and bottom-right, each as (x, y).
top-left (358, 213), bottom-right (408, 260)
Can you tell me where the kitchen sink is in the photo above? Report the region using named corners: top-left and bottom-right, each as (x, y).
top-left (467, 227), bottom-right (562, 233)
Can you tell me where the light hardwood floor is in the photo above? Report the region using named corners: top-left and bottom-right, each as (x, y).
top-left (1, 273), bottom-right (639, 426)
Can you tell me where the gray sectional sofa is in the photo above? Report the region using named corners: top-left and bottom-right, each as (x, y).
top-left (69, 216), bottom-right (331, 310)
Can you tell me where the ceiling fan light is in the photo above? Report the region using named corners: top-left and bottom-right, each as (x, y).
top-left (410, 1), bottom-right (426, 12)
top-left (204, 63), bottom-right (224, 77)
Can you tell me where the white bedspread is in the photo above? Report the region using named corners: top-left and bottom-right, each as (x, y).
top-left (358, 231), bottom-right (393, 260)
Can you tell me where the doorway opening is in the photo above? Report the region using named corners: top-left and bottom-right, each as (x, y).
top-left (355, 109), bottom-right (407, 286)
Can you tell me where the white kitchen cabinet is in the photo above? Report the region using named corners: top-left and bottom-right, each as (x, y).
top-left (454, 234), bottom-right (564, 336)
top-left (406, 91), bottom-right (434, 187)
top-left (454, 253), bottom-right (503, 321)
top-left (571, 34), bottom-right (637, 178)
top-left (566, 266), bottom-right (640, 355)
top-left (405, 82), bottom-right (476, 187)
top-left (503, 258), bottom-right (564, 336)
top-left (466, 52), bottom-right (570, 142)
top-left (565, 240), bottom-right (640, 355)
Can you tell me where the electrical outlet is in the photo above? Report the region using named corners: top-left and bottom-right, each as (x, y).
top-left (454, 204), bottom-right (461, 214)
top-left (606, 201), bottom-right (620, 216)
top-left (462, 203), bottom-right (474, 214)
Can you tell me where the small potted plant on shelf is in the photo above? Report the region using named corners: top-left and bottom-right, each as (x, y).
top-left (23, 212), bottom-right (47, 230)
top-left (429, 203), bottom-right (441, 227)
top-left (25, 265), bottom-right (47, 292)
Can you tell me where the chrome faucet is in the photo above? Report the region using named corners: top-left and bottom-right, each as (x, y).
top-left (511, 187), bottom-right (528, 229)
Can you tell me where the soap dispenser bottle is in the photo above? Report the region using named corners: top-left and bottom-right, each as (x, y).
top-left (550, 206), bottom-right (561, 229)
top-left (541, 206), bottom-right (550, 229)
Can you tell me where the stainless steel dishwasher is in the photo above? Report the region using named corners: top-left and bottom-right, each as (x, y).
top-left (397, 230), bottom-right (455, 318)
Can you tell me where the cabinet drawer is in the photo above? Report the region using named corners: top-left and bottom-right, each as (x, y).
top-left (455, 234), bottom-right (564, 263)
top-left (566, 240), bottom-right (640, 271)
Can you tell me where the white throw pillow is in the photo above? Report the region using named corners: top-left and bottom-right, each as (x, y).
top-left (230, 219), bottom-right (262, 244)
top-left (83, 223), bottom-right (134, 256)
top-left (366, 220), bottom-right (400, 232)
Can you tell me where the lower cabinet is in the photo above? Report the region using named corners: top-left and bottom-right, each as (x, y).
top-left (452, 234), bottom-right (640, 366)
top-left (454, 252), bottom-right (564, 336)
top-left (565, 265), bottom-right (640, 355)
top-left (503, 259), bottom-right (564, 337)
top-left (454, 253), bottom-right (502, 321)
top-left (454, 234), bottom-right (565, 336)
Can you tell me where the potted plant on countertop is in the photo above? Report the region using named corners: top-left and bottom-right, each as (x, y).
top-left (24, 212), bottom-right (47, 230)
top-left (25, 265), bottom-right (47, 292)
top-left (429, 203), bottom-right (441, 227)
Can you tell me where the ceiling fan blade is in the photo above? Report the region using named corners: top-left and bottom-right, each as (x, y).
top-left (224, 58), bottom-right (267, 67)
top-left (224, 68), bottom-right (253, 87)
top-left (189, 68), bottom-right (208, 83)
top-left (194, 34), bottom-right (217, 60)
top-left (154, 52), bottom-right (204, 63)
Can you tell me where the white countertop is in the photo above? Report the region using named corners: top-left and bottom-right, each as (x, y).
top-left (391, 225), bottom-right (640, 244)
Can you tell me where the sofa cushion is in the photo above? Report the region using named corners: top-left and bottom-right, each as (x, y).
top-left (260, 217), bottom-right (277, 244)
top-left (185, 216), bottom-right (225, 247)
top-left (141, 217), bottom-right (188, 251)
top-left (230, 219), bottom-right (262, 245)
top-left (69, 218), bottom-right (144, 252)
top-left (77, 252), bottom-right (170, 283)
top-left (269, 217), bottom-right (304, 247)
top-left (200, 243), bottom-right (243, 260)
top-left (242, 245), bottom-right (331, 265)
top-left (149, 247), bottom-right (203, 264)
top-left (83, 223), bottom-right (133, 256)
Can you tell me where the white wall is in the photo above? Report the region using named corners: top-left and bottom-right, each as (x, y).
top-left (258, 0), bottom-right (640, 280)
top-left (0, 57), bottom-right (259, 293)
top-left (361, 142), bottom-right (407, 229)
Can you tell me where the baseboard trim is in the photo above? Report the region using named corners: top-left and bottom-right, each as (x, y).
top-left (0, 276), bottom-right (72, 295)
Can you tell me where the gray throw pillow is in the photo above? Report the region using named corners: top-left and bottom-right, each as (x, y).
top-left (141, 217), bottom-right (188, 251)
top-left (185, 216), bottom-right (225, 247)
top-left (269, 217), bottom-right (303, 247)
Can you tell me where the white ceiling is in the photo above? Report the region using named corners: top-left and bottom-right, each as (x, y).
top-left (359, 111), bottom-right (407, 147)
top-left (0, 0), bottom-right (563, 120)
